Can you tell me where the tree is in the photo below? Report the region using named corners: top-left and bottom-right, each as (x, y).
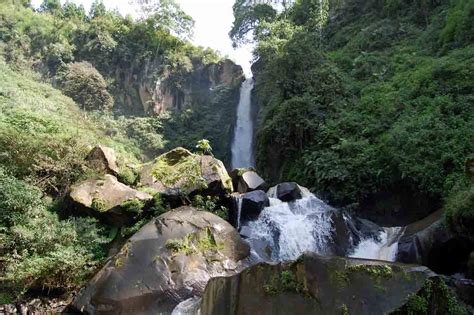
top-left (63, 1), bottom-right (86, 20)
top-left (230, 0), bottom-right (277, 46)
top-left (134, 0), bottom-right (194, 39)
top-left (58, 61), bottom-right (114, 111)
top-left (90, 0), bottom-right (107, 18)
top-left (39, 0), bottom-right (62, 15)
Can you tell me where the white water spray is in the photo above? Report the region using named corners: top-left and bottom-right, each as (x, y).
top-left (242, 195), bottom-right (335, 261)
top-left (350, 227), bottom-right (404, 262)
top-left (231, 78), bottom-right (255, 169)
top-left (171, 297), bottom-right (201, 315)
top-left (241, 189), bottom-right (404, 263)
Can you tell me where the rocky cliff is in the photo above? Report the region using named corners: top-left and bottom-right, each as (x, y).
top-left (115, 58), bottom-right (244, 115)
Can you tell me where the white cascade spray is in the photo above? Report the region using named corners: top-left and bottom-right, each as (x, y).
top-left (350, 227), bottom-right (405, 262)
top-left (171, 297), bottom-right (201, 315)
top-left (242, 194), bottom-right (335, 261)
top-left (241, 188), bottom-right (404, 263)
top-left (231, 78), bottom-right (255, 169)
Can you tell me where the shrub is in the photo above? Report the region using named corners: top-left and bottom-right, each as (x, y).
top-left (0, 168), bottom-right (109, 295)
top-left (58, 61), bottom-right (113, 111)
top-left (444, 184), bottom-right (474, 241)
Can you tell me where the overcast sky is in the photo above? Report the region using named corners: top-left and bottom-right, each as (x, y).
top-left (30, 0), bottom-right (253, 76)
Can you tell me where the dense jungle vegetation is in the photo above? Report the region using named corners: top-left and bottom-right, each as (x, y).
top-left (232, 0), bottom-right (473, 227)
top-left (0, 0), bottom-right (240, 303)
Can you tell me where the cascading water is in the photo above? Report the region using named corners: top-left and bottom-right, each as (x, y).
top-left (242, 195), bottom-right (335, 261)
top-left (349, 227), bottom-right (404, 261)
top-left (231, 78), bottom-right (255, 169)
top-left (240, 188), bottom-right (404, 263)
top-left (172, 188), bottom-right (405, 314)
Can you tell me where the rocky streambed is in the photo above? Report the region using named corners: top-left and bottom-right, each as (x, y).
top-left (3, 146), bottom-right (472, 314)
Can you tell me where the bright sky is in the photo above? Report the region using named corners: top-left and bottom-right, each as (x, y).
top-left (30, 0), bottom-right (253, 76)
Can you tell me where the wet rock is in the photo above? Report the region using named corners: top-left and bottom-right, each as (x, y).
top-left (230, 169), bottom-right (267, 193)
top-left (330, 210), bottom-right (357, 256)
top-left (71, 207), bottom-right (250, 314)
top-left (140, 148), bottom-right (233, 203)
top-left (86, 145), bottom-right (119, 176)
top-left (69, 174), bottom-right (152, 226)
top-left (274, 182), bottom-right (302, 202)
top-left (354, 218), bottom-right (384, 241)
top-left (396, 210), bottom-right (474, 275)
top-left (201, 252), bottom-right (460, 315)
top-left (241, 190), bottom-right (270, 223)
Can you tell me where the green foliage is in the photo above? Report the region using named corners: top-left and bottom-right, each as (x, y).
top-left (263, 269), bottom-right (308, 296)
top-left (251, 0), bottom-right (474, 218)
top-left (440, 0), bottom-right (474, 45)
top-left (165, 228), bottom-right (223, 255)
top-left (118, 165), bottom-right (138, 186)
top-left (347, 264), bottom-right (393, 280)
top-left (0, 168), bottom-right (109, 295)
top-left (120, 199), bottom-right (145, 214)
top-left (58, 61), bottom-right (114, 111)
top-left (0, 60), bottom-right (142, 194)
top-left (191, 195), bottom-right (228, 219)
top-left (91, 197), bottom-right (107, 212)
top-left (444, 184), bottom-right (474, 241)
top-left (151, 149), bottom-right (207, 194)
top-left (0, 293), bottom-right (13, 304)
top-left (195, 139), bottom-right (213, 155)
top-left (403, 278), bottom-right (468, 315)
top-left (134, 0), bottom-right (195, 39)
top-left (230, 0), bottom-right (277, 46)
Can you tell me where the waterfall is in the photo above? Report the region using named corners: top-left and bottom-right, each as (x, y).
top-left (231, 78), bottom-right (255, 169)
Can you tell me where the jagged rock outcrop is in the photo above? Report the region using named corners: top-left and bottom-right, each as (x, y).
top-left (396, 210), bottom-right (474, 275)
top-left (86, 145), bottom-right (120, 176)
top-left (240, 190), bottom-right (270, 223)
top-left (201, 252), bottom-right (464, 315)
top-left (71, 207), bottom-right (250, 314)
top-left (230, 168), bottom-right (267, 193)
top-left (129, 59), bottom-right (244, 114)
top-left (139, 148), bottom-right (233, 202)
top-left (69, 174), bottom-right (152, 226)
top-left (268, 182), bottom-right (304, 202)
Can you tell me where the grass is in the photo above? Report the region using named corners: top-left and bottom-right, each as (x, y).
top-left (165, 228), bottom-right (223, 255)
top-left (0, 59), bottom-right (142, 193)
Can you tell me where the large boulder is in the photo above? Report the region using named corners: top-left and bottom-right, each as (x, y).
top-left (69, 174), bottom-right (152, 226)
top-left (240, 190), bottom-right (270, 223)
top-left (201, 252), bottom-right (467, 315)
top-left (396, 210), bottom-right (474, 275)
top-left (71, 207), bottom-right (250, 314)
top-left (230, 168), bottom-right (267, 193)
top-left (268, 182), bottom-right (303, 202)
top-left (140, 148), bottom-right (233, 201)
top-left (86, 145), bottom-right (119, 176)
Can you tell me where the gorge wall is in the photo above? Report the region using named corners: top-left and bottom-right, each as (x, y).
top-left (251, 0), bottom-right (473, 225)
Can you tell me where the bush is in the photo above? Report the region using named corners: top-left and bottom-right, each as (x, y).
top-left (445, 184), bottom-right (474, 241)
top-left (0, 167), bottom-right (109, 295)
top-left (58, 61), bottom-right (113, 111)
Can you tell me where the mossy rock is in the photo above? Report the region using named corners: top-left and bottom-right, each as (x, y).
top-left (69, 174), bottom-right (152, 226)
top-left (201, 253), bottom-right (469, 315)
top-left (71, 206), bottom-right (250, 314)
top-left (139, 147), bottom-right (233, 200)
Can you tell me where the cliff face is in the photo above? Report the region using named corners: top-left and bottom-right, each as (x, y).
top-left (115, 58), bottom-right (244, 115)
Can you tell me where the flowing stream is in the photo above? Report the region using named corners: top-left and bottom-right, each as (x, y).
top-left (172, 189), bottom-right (405, 313)
top-left (231, 78), bottom-right (255, 169)
top-left (240, 189), bottom-right (404, 263)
